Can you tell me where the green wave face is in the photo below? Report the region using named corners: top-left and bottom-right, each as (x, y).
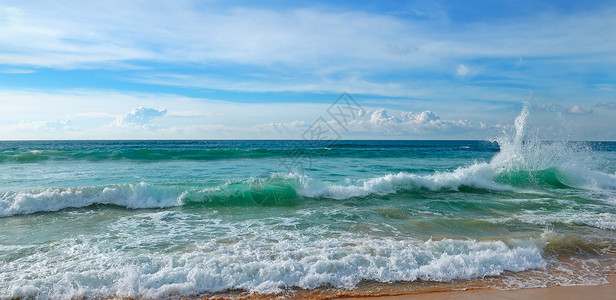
top-left (495, 168), bottom-right (573, 189)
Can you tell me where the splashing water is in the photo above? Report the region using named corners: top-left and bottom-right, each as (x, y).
top-left (485, 102), bottom-right (614, 190)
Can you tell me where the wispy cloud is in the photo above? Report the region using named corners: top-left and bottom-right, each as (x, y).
top-left (2, 2), bottom-right (615, 72)
top-left (456, 64), bottom-right (470, 77)
top-left (1, 1), bottom-right (615, 140)
top-left (596, 101), bottom-right (616, 110)
top-left (0, 68), bottom-right (35, 74)
top-left (568, 105), bottom-right (593, 115)
top-left (536, 103), bottom-right (564, 112)
top-left (73, 112), bottom-right (118, 118)
top-left (537, 103), bottom-right (597, 115)
top-left (9, 120), bottom-right (73, 131)
top-left (591, 84), bottom-right (614, 91)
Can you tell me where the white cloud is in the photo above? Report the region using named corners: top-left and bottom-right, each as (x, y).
top-left (568, 105), bottom-right (593, 115)
top-left (10, 120), bottom-right (72, 131)
top-left (117, 109), bottom-right (474, 139)
top-left (0, 88), bottom-right (613, 140)
top-left (457, 64), bottom-right (470, 76)
top-left (0, 88), bottom-right (324, 128)
top-left (369, 109), bottom-right (445, 126)
top-left (111, 107), bottom-right (167, 128)
top-left (368, 109), bottom-right (402, 125)
top-left (254, 121), bottom-right (308, 132)
top-left (343, 109), bottom-right (472, 136)
top-left (0, 89), bottom-right (327, 139)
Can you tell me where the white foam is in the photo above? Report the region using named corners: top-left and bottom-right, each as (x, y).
top-left (488, 101), bottom-right (614, 191)
top-left (0, 213), bottom-right (546, 299)
top-left (591, 170), bottom-right (616, 191)
top-left (0, 183), bottom-right (182, 217)
top-left (485, 210), bottom-right (616, 230)
top-left (298, 163), bottom-right (516, 199)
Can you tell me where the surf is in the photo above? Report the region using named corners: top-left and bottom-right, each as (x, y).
top-left (1, 103), bottom-right (615, 217)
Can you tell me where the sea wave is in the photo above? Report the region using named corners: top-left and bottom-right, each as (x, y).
top-left (0, 148), bottom-right (285, 163)
top-left (2, 160), bottom-right (615, 217)
top-left (0, 145), bottom-right (476, 163)
top-left (0, 221), bottom-right (546, 299)
top-left (5, 212), bottom-right (613, 299)
top-left (0, 183), bottom-right (182, 217)
top-left (2, 102), bottom-right (615, 216)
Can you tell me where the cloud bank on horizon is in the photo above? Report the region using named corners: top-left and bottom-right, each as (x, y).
top-left (0, 0), bottom-right (615, 140)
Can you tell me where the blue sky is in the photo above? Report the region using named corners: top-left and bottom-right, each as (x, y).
top-left (0, 0), bottom-right (615, 140)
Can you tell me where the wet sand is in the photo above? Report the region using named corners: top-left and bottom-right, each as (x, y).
top-left (339, 275), bottom-right (616, 300)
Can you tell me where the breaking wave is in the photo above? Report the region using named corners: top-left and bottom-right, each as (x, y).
top-left (1, 102), bottom-right (614, 216)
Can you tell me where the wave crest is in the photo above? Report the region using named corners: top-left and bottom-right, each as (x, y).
top-left (2, 159), bottom-right (615, 217)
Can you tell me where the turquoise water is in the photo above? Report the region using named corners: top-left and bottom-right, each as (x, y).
top-left (1, 106), bottom-right (616, 299)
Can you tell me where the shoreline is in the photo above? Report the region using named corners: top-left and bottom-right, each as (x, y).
top-left (337, 275), bottom-right (616, 300)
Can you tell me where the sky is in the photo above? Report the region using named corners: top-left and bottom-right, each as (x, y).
top-left (0, 0), bottom-right (615, 140)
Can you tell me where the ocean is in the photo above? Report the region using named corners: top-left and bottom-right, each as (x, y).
top-left (1, 106), bottom-right (615, 299)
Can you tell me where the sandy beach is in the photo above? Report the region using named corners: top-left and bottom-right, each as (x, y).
top-left (339, 275), bottom-right (616, 300)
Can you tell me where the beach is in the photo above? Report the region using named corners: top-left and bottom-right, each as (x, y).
top-left (341, 275), bottom-right (616, 300)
